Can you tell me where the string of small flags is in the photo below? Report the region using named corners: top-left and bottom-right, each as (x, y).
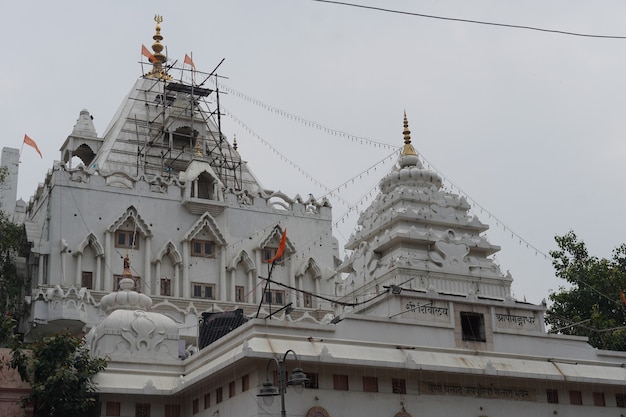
top-left (223, 106), bottom-right (345, 199)
top-left (222, 85), bottom-right (550, 261)
top-left (418, 156), bottom-right (550, 261)
top-left (219, 83), bottom-right (396, 151)
top-left (222, 107), bottom-right (396, 241)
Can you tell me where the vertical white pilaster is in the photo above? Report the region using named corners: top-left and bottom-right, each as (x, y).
top-left (289, 260), bottom-right (296, 305)
top-left (95, 256), bottom-right (102, 291)
top-left (219, 250), bottom-right (226, 300)
top-left (144, 237), bottom-right (151, 294)
top-left (182, 241), bottom-right (189, 298)
top-left (247, 270), bottom-right (254, 303)
top-left (155, 261), bottom-right (161, 296)
top-left (174, 263), bottom-right (180, 298)
top-left (104, 231), bottom-right (112, 291)
top-left (315, 277), bottom-right (321, 309)
top-left (75, 253), bottom-right (82, 287)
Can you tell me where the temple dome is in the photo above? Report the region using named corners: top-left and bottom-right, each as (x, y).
top-left (379, 113), bottom-right (442, 192)
top-left (87, 256), bottom-right (180, 361)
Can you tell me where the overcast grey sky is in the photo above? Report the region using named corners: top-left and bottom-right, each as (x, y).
top-left (3, 0), bottom-right (626, 304)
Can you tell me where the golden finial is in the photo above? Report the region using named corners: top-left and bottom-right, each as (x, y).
top-left (403, 110), bottom-right (411, 144)
top-left (195, 138), bottom-right (202, 157)
top-left (122, 252), bottom-right (132, 277)
top-left (401, 111), bottom-right (417, 156)
top-left (145, 15), bottom-right (172, 80)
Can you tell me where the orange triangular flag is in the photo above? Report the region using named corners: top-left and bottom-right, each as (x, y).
top-left (141, 44), bottom-right (156, 63)
top-left (23, 134), bottom-right (42, 158)
top-left (184, 53), bottom-right (196, 70)
top-left (268, 229), bottom-right (287, 263)
top-left (620, 290), bottom-right (626, 307)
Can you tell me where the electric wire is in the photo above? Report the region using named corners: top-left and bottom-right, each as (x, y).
top-left (261, 276), bottom-right (389, 307)
top-left (223, 86), bottom-right (626, 311)
top-left (309, 0), bottom-right (626, 40)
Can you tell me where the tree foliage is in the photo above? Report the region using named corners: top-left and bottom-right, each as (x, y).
top-left (9, 329), bottom-right (107, 417)
top-left (0, 165), bottom-right (26, 321)
top-left (546, 231), bottom-right (626, 351)
top-left (0, 166), bottom-right (106, 416)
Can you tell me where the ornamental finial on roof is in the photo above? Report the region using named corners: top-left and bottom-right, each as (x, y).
top-left (401, 111), bottom-right (417, 156)
top-left (145, 15), bottom-right (172, 80)
top-left (195, 137), bottom-right (203, 157)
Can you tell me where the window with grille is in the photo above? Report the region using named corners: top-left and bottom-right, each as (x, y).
top-left (305, 372), bottom-right (319, 389)
top-left (333, 374), bottom-right (349, 391)
top-left (229, 381), bottom-right (236, 398)
top-left (546, 389), bottom-right (559, 404)
top-left (191, 239), bottom-right (215, 258)
top-left (616, 393), bottom-right (626, 407)
top-left (392, 378), bottom-right (406, 394)
top-left (460, 312), bottom-right (486, 342)
top-left (116, 230), bottom-right (139, 249)
top-left (593, 392), bottom-right (605, 406)
top-left (216, 387), bottom-right (223, 404)
top-left (192, 398), bottom-right (199, 414)
top-left (303, 293), bottom-right (312, 308)
top-left (135, 403), bottom-right (150, 417)
top-left (192, 283), bottom-right (215, 299)
top-left (235, 286), bottom-right (245, 302)
top-left (164, 404), bottom-right (180, 417)
top-left (81, 271), bottom-right (93, 289)
top-left (263, 247), bottom-right (284, 264)
top-left (264, 290), bottom-right (285, 305)
top-left (204, 393), bottom-right (210, 409)
top-left (363, 376), bottom-right (378, 393)
top-left (242, 374), bottom-right (249, 392)
top-left (160, 278), bottom-right (172, 296)
top-left (569, 390), bottom-right (583, 405)
top-left (106, 402), bottom-right (121, 416)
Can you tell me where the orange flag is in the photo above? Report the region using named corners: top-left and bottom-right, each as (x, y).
top-left (268, 229), bottom-right (287, 263)
top-left (23, 134), bottom-right (42, 158)
top-left (184, 53), bottom-right (196, 70)
top-left (141, 44), bottom-right (156, 63)
top-left (620, 290), bottom-right (626, 307)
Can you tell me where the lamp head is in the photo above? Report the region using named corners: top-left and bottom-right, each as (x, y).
top-left (258, 380), bottom-right (279, 406)
top-left (288, 367), bottom-right (309, 394)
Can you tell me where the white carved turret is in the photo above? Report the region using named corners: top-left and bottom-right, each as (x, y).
top-left (340, 113), bottom-right (512, 299)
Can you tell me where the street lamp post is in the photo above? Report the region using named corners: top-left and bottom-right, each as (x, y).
top-left (258, 349), bottom-right (309, 417)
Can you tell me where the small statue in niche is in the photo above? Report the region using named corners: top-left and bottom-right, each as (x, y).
top-left (238, 190), bottom-right (252, 205)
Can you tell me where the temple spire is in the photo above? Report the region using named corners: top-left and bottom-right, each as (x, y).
top-left (145, 15), bottom-right (172, 80)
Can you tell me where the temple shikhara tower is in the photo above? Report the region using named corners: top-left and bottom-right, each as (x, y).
top-left (3, 15), bottom-right (626, 417)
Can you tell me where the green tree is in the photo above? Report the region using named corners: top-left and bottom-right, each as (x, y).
top-left (546, 231), bottom-right (626, 350)
top-left (0, 165), bottom-right (26, 344)
top-left (0, 166), bottom-right (106, 416)
top-left (0, 167), bottom-right (25, 310)
top-left (10, 330), bottom-right (107, 417)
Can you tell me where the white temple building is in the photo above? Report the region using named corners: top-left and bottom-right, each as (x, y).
top-left (3, 16), bottom-right (626, 417)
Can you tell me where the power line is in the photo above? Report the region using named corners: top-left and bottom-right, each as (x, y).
top-left (309, 0), bottom-right (626, 40)
top-left (262, 276), bottom-right (388, 307)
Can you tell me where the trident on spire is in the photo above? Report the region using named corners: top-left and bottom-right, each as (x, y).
top-left (144, 15), bottom-right (172, 80)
